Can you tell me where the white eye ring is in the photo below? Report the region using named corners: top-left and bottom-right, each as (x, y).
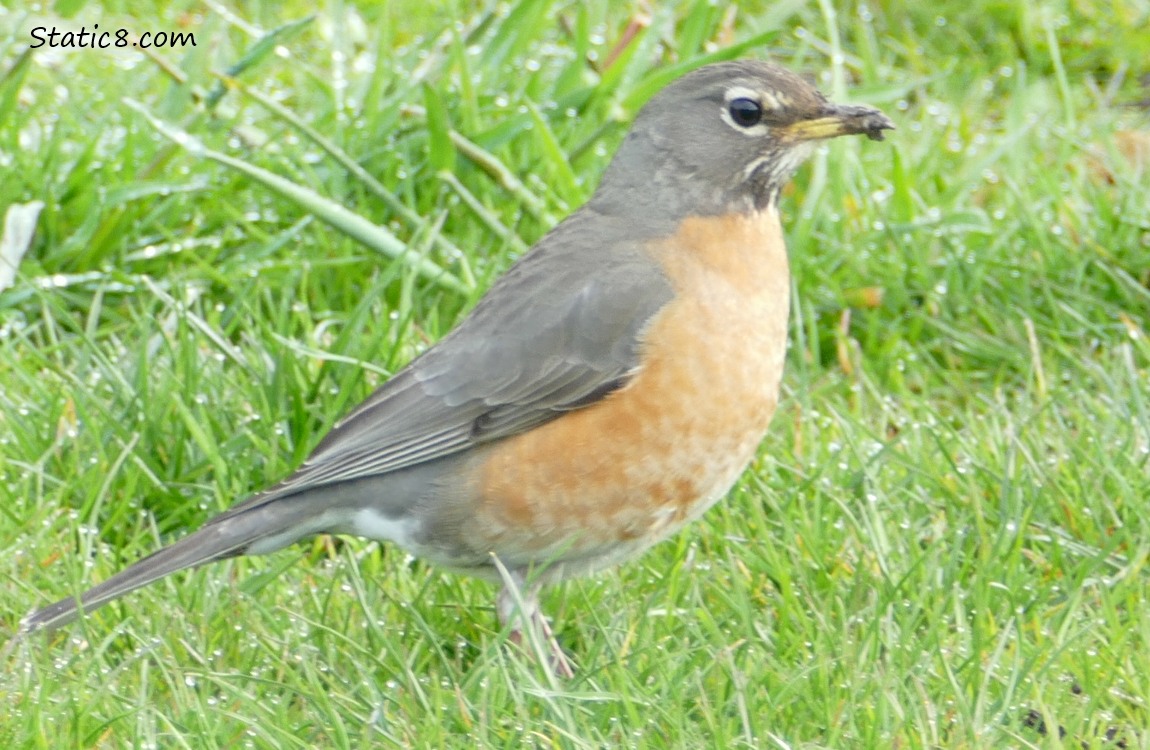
top-left (721, 86), bottom-right (772, 136)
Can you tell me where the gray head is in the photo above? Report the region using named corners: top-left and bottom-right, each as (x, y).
top-left (590, 60), bottom-right (893, 221)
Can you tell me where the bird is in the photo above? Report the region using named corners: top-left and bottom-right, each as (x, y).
top-left (20, 59), bottom-right (893, 675)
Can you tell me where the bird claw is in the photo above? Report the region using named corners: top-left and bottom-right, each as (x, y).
top-left (507, 620), bottom-right (576, 679)
top-left (495, 565), bottom-right (576, 678)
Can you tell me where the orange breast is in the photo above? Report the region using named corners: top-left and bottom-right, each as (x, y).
top-left (471, 209), bottom-right (791, 572)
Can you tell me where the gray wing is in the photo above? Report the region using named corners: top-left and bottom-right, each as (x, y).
top-left (256, 211), bottom-right (674, 502)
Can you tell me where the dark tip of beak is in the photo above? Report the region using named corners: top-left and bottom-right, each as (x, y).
top-left (829, 103), bottom-right (896, 141)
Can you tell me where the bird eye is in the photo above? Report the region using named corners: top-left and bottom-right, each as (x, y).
top-left (728, 97), bottom-right (763, 127)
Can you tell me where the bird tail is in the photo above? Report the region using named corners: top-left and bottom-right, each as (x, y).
top-left (19, 495), bottom-right (319, 635)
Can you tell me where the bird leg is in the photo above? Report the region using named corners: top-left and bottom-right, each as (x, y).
top-left (495, 571), bottom-right (575, 679)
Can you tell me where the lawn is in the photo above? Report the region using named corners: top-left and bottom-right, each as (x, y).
top-left (2, 1), bottom-right (1149, 748)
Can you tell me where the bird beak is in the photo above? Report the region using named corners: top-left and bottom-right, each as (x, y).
top-left (784, 103), bottom-right (895, 142)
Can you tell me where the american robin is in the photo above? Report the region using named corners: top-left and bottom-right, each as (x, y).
top-left (20, 60), bottom-right (892, 675)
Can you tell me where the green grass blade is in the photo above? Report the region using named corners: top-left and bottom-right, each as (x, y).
top-left (124, 99), bottom-right (471, 296)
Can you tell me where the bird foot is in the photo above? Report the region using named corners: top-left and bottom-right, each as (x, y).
top-left (496, 571), bottom-right (575, 678)
top-left (506, 619), bottom-right (575, 679)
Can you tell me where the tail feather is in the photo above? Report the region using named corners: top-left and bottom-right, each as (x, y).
top-left (19, 498), bottom-right (321, 635)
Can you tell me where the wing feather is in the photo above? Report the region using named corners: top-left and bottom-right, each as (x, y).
top-left (255, 210), bottom-right (674, 505)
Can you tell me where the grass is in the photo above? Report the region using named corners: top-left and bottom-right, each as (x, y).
top-left (2, 0), bottom-right (1149, 747)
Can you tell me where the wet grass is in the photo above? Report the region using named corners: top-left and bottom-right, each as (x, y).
top-left (2, 1), bottom-right (1149, 748)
